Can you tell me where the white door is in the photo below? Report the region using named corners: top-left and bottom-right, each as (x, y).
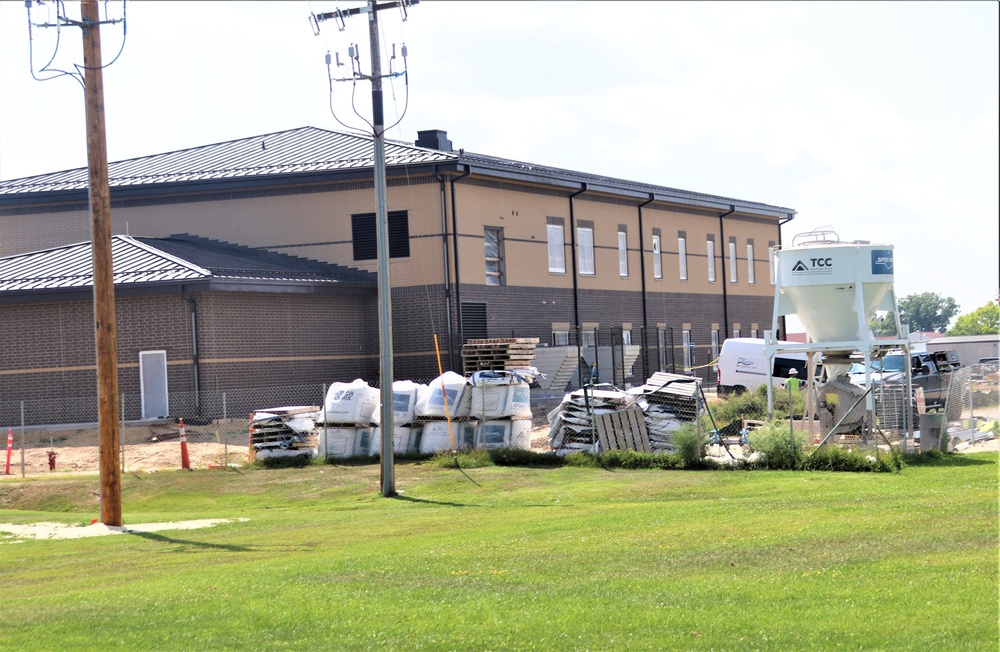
top-left (140, 350), bottom-right (169, 419)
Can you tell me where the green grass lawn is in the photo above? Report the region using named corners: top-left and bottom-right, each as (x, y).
top-left (1, 453), bottom-right (997, 651)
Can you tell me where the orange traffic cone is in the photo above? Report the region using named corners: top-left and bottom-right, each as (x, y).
top-left (179, 418), bottom-right (191, 470)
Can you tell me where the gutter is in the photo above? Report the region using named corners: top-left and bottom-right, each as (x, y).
top-left (433, 167), bottom-right (455, 370)
top-left (450, 166), bottom-right (472, 351)
top-left (637, 193), bottom-right (655, 376)
top-left (718, 205), bottom-right (735, 342)
top-left (568, 183), bottom-right (588, 386)
top-left (178, 288), bottom-right (201, 414)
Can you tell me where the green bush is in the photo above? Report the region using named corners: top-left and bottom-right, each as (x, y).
top-left (747, 419), bottom-right (807, 469)
top-left (804, 445), bottom-right (905, 472)
top-left (488, 448), bottom-right (563, 467)
top-left (671, 424), bottom-right (706, 468)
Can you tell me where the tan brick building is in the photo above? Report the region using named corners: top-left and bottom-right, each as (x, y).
top-left (0, 126), bottom-right (795, 415)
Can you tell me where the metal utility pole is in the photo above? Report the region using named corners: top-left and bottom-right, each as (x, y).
top-left (312, 0), bottom-right (417, 497)
top-left (81, 0), bottom-right (122, 525)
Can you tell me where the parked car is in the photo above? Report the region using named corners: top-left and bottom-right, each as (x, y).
top-left (849, 350), bottom-right (961, 410)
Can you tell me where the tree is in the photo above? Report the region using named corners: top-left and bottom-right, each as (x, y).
top-left (948, 302), bottom-right (1000, 336)
top-left (896, 292), bottom-right (959, 334)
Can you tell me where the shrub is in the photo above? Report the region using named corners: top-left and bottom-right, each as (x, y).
top-left (488, 448), bottom-right (563, 467)
top-left (747, 419), bottom-right (807, 469)
top-left (671, 424), bottom-right (706, 468)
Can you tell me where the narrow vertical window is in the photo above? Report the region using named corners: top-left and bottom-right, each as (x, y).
top-left (678, 236), bottom-right (688, 280)
top-left (618, 229), bottom-right (628, 277)
top-left (547, 222), bottom-right (565, 273)
top-left (578, 226), bottom-right (595, 275)
top-left (652, 234), bottom-right (662, 279)
top-left (733, 328), bottom-right (741, 338)
top-left (768, 241), bottom-right (776, 285)
top-left (747, 242), bottom-right (756, 284)
top-left (707, 239), bottom-right (716, 283)
top-left (683, 330), bottom-right (693, 371)
top-left (484, 227), bottom-right (504, 286)
top-left (711, 330), bottom-right (720, 369)
top-left (729, 240), bottom-right (738, 283)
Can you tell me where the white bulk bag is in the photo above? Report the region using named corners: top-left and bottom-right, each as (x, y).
top-left (415, 371), bottom-right (471, 419)
top-left (419, 420), bottom-right (476, 453)
top-left (370, 426), bottom-right (422, 455)
top-left (469, 383), bottom-right (532, 419)
top-left (318, 427), bottom-right (373, 459)
top-left (476, 419), bottom-right (532, 450)
top-left (322, 379), bottom-right (380, 426)
top-left (371, 380), bottom-right (425, 426)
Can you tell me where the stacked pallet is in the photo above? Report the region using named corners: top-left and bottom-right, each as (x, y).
top-left (636, 372), bottom-right (703, 452)
top-left (462, 338), bottom-right (539, 374)
top-left (547, 388), bottom-right (631, 454)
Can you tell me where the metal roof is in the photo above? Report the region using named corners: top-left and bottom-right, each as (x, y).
top-left (0, 125), bottom-right (794, 216)
top-left (0, 127), bottom-right (455, 195)
top-left (0, 234), bottom-right (376, 293)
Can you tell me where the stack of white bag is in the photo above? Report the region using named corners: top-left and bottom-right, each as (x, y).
top-left (370, 380), bottom-right (426, 456)
top-left (416, 371), bottom-right (472, 453)
top-left (416, 370), bottom-right (533, 453)
top-left (317, 379), bottom-right (379, 459)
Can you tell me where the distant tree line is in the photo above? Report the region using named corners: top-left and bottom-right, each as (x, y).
top-left (869, 292), bottom-right (999, 336)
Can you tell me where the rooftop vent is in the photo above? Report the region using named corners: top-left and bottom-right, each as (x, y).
top-left (415, 129), bottom-right (453, 152)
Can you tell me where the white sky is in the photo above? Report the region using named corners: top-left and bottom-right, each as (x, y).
top-left (1, 1), bottom-right (997, 324)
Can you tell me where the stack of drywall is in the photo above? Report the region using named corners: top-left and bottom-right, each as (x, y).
top-left (546, 388), bottom-right (630, 455)
top-left (250, 406), bottom-right (320, 459)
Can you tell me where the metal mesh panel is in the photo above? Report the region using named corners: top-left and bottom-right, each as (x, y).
top-left (943, 363), bottom-right (1000, 425)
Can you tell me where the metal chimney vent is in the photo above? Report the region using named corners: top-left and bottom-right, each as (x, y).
top-left (415, 129), bottom-right (453, 152)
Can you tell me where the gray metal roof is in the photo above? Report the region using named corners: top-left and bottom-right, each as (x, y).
top-left (0, 125), bottom-right (794, 216)
top-left (0, 233), bottom-right (376, 293)
top-left (0, 127), bottom-right (455, 195)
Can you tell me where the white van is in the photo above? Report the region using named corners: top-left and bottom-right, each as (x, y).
top-left (717, 338), bottom-right (813, 397)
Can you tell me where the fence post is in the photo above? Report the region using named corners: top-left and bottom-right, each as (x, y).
top-left (20, 400), bottom-right (25, 478)
top-left (222, 391), bottom-right (228, 466)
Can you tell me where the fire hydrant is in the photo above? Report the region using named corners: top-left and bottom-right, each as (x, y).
top-left (47, 450), bottom-right (57, 471)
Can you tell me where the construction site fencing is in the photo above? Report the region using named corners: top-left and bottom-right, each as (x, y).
top-left (943, 363), bottom-right (1000, 425)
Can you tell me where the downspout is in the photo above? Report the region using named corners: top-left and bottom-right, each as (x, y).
top-left (637, 193), bottom-right (655, 378)
top-left (568, 183), bottom-right (588, 385)
top-left (179, 288), bottom-right (200, 414)
top-left (450, 166), bottom-right (472, 352)
top-left (777, 212), bottom-right (795, 339)
top-left (718, 205), bottom-right (735, 341)
top-left (434, 167), bottom-right (455, 370)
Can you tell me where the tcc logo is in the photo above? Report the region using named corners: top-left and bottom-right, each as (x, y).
top-left (791, 258), bottom-right (833, 273)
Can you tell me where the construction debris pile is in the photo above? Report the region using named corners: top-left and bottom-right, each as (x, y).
top-left (547, 372), bottom-right (704, 455)
top-left (250, 369), bottom-right (538, 460)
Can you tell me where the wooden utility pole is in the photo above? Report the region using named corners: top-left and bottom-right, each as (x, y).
top-left (81, 0), bottom-right (122, 526)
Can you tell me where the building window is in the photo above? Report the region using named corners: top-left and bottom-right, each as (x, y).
top-left (581, 329), bottom-right (597, 347)
top-left (621, 329), bottom-right (632, 346)
top-left (729, 240), bottom-right (738, 284)
top-left (683, 330), bottom-right (693, 371)
top-left (678, 235), bottom-right (688, 280)
top-left (652, 234), bottom-right (662, 279)
top-left (747, 242), bottom-right (756, 285)
top-left (552, 330), bottom-right (569, 346)
top-left (707, 238), bottom-right (716, 283)
top-left (618, 229), bottom-right (628, 277)
top-left (351, 210), bottom-right (410, 260)
top-left (751, 328), bottom-right (759, 339)
top-left (768, 241), bottom-right (776, 285)
top-left (658, 329), bottom-right (668, 371)
top-left (484, 227), bottom-right (505, 286)
top-left (578, 226), bottom-right (595, 275)
top-left (733, 328), bottom-right (741, 338)
top-left (711, 330), bottom-right (720, 369)
top-left (547, 221), bottom-right (565, 273)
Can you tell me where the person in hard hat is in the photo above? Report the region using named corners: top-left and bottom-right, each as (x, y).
top-left (785, 374), bottom-right (802, 392)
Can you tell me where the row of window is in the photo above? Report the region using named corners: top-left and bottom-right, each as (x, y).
top-left (348, 210), bottom-right (775, 288)
top-left (545, 223), bottom-right (774, 285)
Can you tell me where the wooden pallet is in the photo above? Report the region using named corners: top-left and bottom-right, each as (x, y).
top-left (594, 405), bottom-right (651, 453)
top-left (462, 338), bottom-right (539, 375)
